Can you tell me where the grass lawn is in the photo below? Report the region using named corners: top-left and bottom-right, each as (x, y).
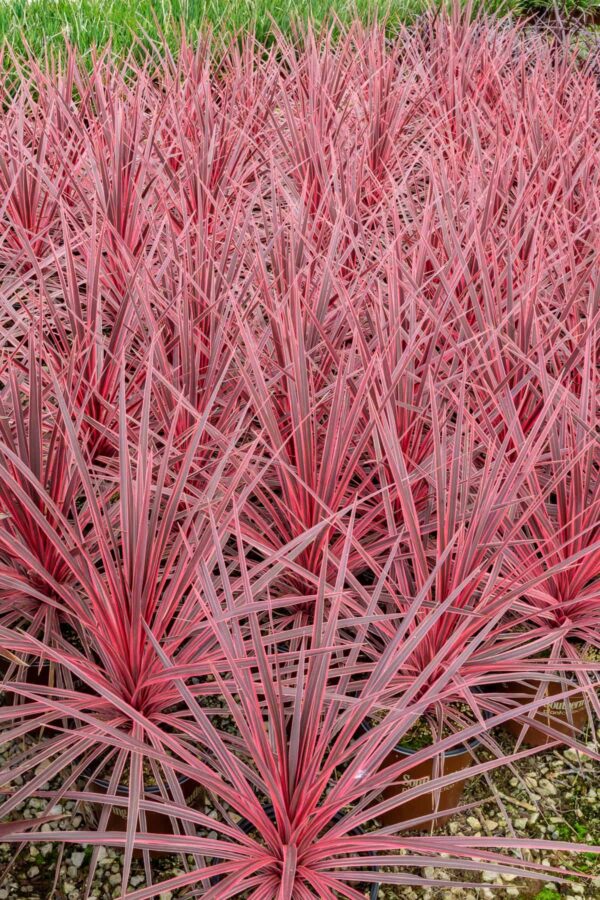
top-left (0, 0), bottom-right (597, 57)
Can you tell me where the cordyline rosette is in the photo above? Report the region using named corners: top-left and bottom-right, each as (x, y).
top-left (0, 199), bottom-right (152, 466)
top-left (63, 50), bottom-right (165, 269)
top-left (41, 215), bottom-right (150, 463)
top-left (232, 175), bottom-right (389, 600)
top-left (0, 351), bottom-right (250, 662)
top-left (146, 195), bottom-right (254, 493)
top-left (154, 33), bottom-right (274, 233)
top-left (354, 384), bottom-right (600, 743)
top-left (501, 378), bottom-right (600, 650)
top-left (0, 59), bottom-right (72, 274)
top-left (487, 381), bottom-right (600, 738)
top-left (0, 340), bottom-right (86, 645)
top-left (236, 305), bottom-right (377, 602)
top-left (0, 376), bottom-right (258, 891)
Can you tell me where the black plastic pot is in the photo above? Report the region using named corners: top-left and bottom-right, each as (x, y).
top-left (84, 763), bottom-right (203, 856)
top-left (1, 660), bottom-right (58, 740)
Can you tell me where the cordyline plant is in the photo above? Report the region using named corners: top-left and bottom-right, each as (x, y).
top-left (41, 218), bottom-right (150, 463)
top-left (486, 383), bottom-right (600, 739)
top-left (0, 69), bottom-right (70, 274)
top-left (0, 363), bottom-right (256, 889)
top-left (500, 383), bottom-right (600, 651)
top-left (145, 194), bottom-right (254, 493)
top-left (0, 339), bottom-right (86, 647)
top-left (354, 379), bottom-right (599, 731)
top-left (153, 32), bottom-right (275, 232)
top-left (235, 298), bottom-right (377, 600)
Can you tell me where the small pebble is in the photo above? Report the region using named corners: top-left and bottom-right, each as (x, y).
top-left (564, 747), bottom-right (583, 762)
top-left (539, 778), bottom-right (558, 797)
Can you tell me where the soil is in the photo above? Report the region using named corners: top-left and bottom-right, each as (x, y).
top-left (90, 755), bottom-right (174, 790)
top-left (369, 703), bottom-right (479, 751)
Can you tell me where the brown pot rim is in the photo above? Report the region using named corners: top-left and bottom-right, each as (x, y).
top-left (360, 717), bottom-right (485, 757)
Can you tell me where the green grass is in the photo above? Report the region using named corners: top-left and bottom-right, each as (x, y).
top-left (0, 0), bottom-right (421, 58)
top-left (0, 0), bottom-right (596, 59)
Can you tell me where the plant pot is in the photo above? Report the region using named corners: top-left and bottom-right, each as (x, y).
top-left (1, 660), bottom-right (55, 736)
top-left (503, 678), bottom-right (591, 748)
top-left (360, 702), bottom-right (492, 830)
top-left (89, 770), bottom-right (204, 856)
top-left (375, 738), bottom-right (478, 829)
top-left (2, 659), bottom-right (88, 738)
top-left (1, 658), bottom-right (51, 700)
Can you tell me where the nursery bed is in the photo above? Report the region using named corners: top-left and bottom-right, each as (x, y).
top-left (0, 8), bottom-right (598, 900)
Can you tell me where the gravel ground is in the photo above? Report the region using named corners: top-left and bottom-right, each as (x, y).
top-left (1, 738), bottom-right (599, 899)
top-left (381, 739), bottom-right (600, 900)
